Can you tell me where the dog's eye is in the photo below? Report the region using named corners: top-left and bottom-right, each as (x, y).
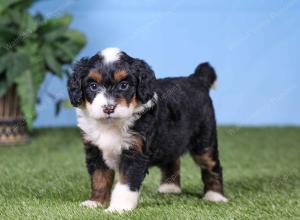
top-left (118, 81), bottom-right (129, 91)
top-left (89, 82), bottom-right (98, 91)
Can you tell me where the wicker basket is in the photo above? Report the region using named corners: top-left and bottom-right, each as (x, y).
top-left (0, 85), bottom-right (28, 145)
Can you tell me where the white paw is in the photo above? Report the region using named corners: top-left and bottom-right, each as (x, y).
top-left (203, 191), bottom-right (228, 202)
top-left (158, 183), bottom-right (181, 194)
top-left (105, 183), bottom-right (139, 213)
top-left (80, 200), bottom-right (101, 208)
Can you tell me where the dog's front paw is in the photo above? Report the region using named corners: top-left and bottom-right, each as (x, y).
top-left (105, 183), bottom-right (139, 213)
top-left (80, 200), bottom-right (102, 208)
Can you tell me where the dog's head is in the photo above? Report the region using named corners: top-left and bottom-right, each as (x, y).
top-left (67, 48), bottom-right (156, 119)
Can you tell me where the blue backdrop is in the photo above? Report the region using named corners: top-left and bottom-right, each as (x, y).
top-left (31, 0), bottom-right (300, 127)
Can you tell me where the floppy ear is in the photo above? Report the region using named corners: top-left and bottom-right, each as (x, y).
top-left (67, 58), bottom-right (91, 107)
top-left (132, 59), bottom-right (156, 104)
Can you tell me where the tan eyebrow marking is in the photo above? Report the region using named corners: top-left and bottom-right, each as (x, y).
top-left (114, 70), bottom-right (128, 81)
top-left (88, 70), bottom-right (102, 82)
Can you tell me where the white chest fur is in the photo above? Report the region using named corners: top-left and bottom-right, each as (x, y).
top-left (76, 108), bottom-right (133, 170)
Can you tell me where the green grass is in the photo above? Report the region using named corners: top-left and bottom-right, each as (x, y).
top-left (0, 127), bottom-right (299, 220)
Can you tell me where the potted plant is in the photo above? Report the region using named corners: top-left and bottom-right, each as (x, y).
top-left (0, 0), bottom-right (86, 144)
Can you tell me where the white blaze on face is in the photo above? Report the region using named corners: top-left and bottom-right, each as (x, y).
top-left (100, 47), bottom-right (121, 64)
top-left (86, 91), bottom-right (109, 119)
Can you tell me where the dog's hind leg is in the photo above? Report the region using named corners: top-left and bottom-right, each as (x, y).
top-left (158, 158), bottom-right (181, 194)
top-left (190, 121), bottom-right (228, 202)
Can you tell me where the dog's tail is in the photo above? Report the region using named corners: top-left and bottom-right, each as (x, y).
top-left (191, 62), bottom-right (217, 89)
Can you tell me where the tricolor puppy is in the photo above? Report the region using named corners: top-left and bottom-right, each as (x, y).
top-left (67, 48), bottom-right (228, 213)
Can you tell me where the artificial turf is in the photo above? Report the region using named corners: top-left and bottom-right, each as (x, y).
top-left (0, 127), bottom-right (299, 220)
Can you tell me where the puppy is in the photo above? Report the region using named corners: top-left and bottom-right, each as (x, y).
top-left (67, 48), bottom-right (228, 212)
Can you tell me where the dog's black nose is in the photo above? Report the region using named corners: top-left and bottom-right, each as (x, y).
top-left (103, 104), bottom-right (116, 114)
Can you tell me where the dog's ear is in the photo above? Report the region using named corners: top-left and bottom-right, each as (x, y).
top-left (67, 58), bottom-right (91, 107)
top-left (132, 59), bottom-right (156, 104)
